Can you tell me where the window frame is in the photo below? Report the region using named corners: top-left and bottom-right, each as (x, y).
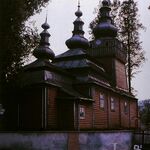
top-left (110, 97), bottom-right (115, 111)
top-left (79, 105), bottom-right (85, 119)
top-left (124, 101), bottom-right (128, 114)
top-left (99, 93), bottom-right (105, 109)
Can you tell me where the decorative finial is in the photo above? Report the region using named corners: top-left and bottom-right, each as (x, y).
top-left (41, 10), bottom-right (50, 30)
top-left (65, 2), bottom-right (89, 49)
top-left (75, 0), bottom-right (82, 17)
top-left (33, 17), bottom-right (55, 60)
top-left (78, 0), bottom-right (80, 8)
top-left (46, 9), bottom-right (48, 23)
top-left (102, 0), bottom-right (111, 6)
top-left (102, 0), bottom-right (108, 6)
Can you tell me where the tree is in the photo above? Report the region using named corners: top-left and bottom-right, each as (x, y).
top-left (89, 0), bottom-right (145, 93)
top-left (118, 0), bottom-right (145, 93)
top-left (0, 0), bottom-right (49, 100)
top-left (139, 99), bottom-right (150, 129)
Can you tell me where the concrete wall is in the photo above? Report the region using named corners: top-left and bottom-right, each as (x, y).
top-left (0, 133), bottom-right (68, 150)
top-left (0, 131), bottom-right (133, 150)
top-left (79, 132), bottom-right (132, 150)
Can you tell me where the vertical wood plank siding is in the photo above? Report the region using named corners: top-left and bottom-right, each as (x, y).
top-left (47, 87), bottom-right (58, 129)
top-left (93, 88), bottom-right (108, 129)
top-left (79, 102), bottom-right (93, 129)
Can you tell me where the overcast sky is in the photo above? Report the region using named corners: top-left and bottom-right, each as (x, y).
top-left (31, 0), bottom-right (150, 100)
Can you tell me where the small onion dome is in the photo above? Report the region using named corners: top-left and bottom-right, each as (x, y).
top-left (93, 0), bottom-right (118, 38)
top-left (102, 0), bottom-right (110, 6)
top-left (65, 3), bottom-right (89, 49)
top-left (41, 21), bottom-right (50, 29)
top-left (33, 21), bottom-right (55, 60)
top-left (75, 4), bottom-right (83, 17)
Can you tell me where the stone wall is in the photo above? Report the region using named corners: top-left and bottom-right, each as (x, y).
top-left (0, 131), bottom-right (134, 150)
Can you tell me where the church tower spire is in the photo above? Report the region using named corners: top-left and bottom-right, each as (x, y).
top-left (66, 1), bottom-right (89, 49)
top-left (33, 17), bottom-right (55, 61)
top-left (93, 0), bottom-right (118, 38)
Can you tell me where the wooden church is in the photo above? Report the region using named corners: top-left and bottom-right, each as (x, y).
top-left (5, 0), bottom-right (138, 130)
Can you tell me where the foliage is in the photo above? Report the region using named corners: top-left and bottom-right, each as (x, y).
top-left (89, 0), bottom-right (101, 39)
top-left (118, 0), bottom-right (145, 92)
top-left (0, 0), bottom-right (49, 99)
top-left (89, 0), bottom-right (145, 93)
top-left (139, 99), bottom-right (150, 129)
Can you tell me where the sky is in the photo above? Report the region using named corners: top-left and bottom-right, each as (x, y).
top-left (31, 0), bottom-right (150, 100)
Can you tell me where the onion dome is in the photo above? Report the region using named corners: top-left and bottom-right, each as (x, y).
top-left (33, 18), bottom-right (55, 60)
top-left (93, 0), bottom-right (118, 38)
top-left (66, 2), bottom-right (89, 49)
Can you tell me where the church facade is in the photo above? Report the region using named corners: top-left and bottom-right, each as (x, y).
top-left (5, 0), bottom-right (138, 131)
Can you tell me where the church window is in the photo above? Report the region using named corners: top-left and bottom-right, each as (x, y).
top-left (99, 93), bottom-right (105, 109)
top-left (80, 106), bottom-right (85, 119)
top-left (124, 101), bottom-right (128, 113)
top-left (110, 97), bottom-right (115, 111)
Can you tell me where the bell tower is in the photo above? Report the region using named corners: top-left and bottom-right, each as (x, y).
top-left (89, 0), bottom-right (128, 91)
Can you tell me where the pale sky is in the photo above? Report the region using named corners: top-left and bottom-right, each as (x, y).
top-left (31, 0), bottom-right (150, 100)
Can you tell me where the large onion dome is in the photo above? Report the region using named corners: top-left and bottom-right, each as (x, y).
top-left (93, 0), bottom-right (118, 38)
